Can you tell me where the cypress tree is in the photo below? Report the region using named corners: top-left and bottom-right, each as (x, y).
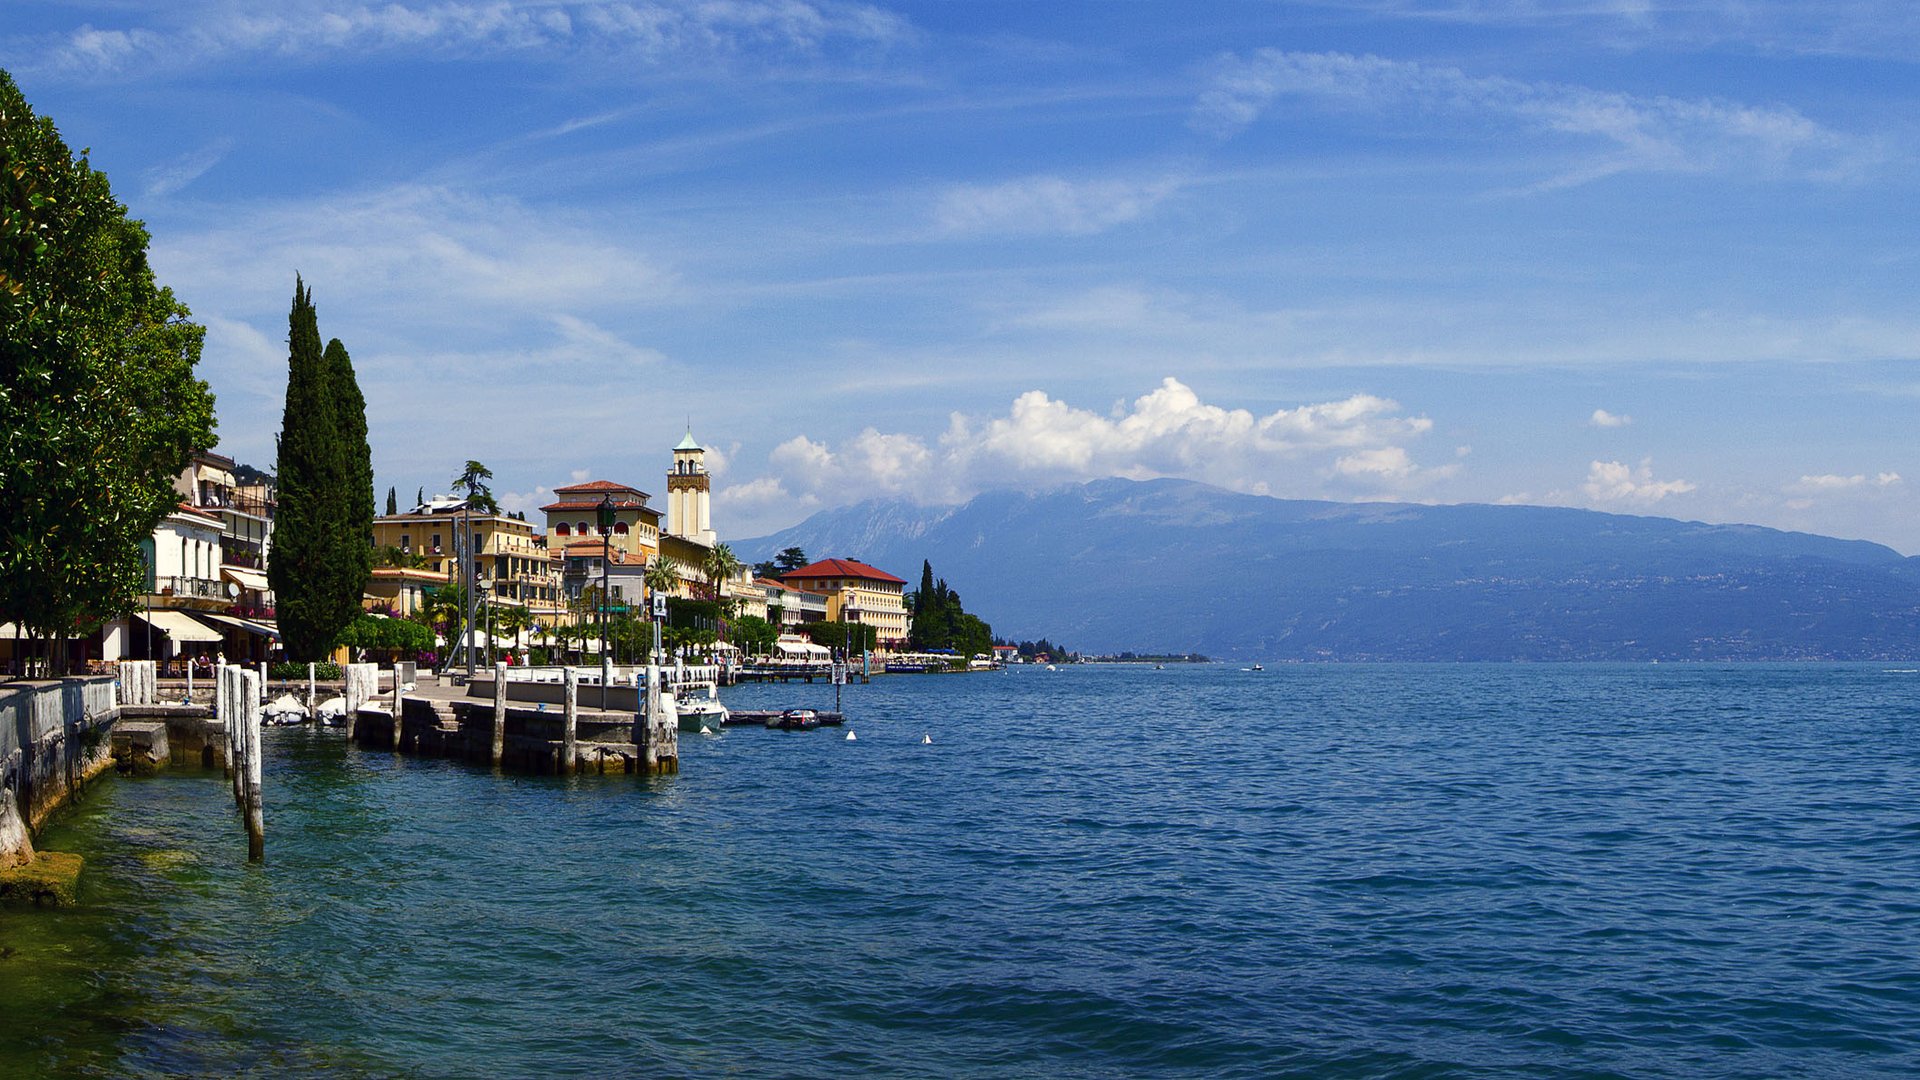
top-left (326, 337), bottom-right (374, 636)
top-left (416, 486), bottom-right (424, 507)
top-left (386, 487), bottom-right (397, 516)
top-left (269, 277), bottom-right (340, 660)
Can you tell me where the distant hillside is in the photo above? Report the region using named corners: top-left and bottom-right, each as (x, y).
top-left (733, 478), bottom-right (1920, 661)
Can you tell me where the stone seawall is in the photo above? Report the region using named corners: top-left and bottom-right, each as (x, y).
top-left (1, 677), bottom-right (118, 902)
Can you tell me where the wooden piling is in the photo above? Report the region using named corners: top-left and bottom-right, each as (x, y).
top-left (562, 667), bottom-right (579, 775)
top-left (491, 661), bottom-right (508, 766)
top-left (391, 665), bottom-right (405, 747)
top-left (307, 662), bottom-right (316, 714)
top-left (237, 668), bottom-right (264, 862)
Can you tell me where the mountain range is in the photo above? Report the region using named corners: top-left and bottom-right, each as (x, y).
top-left (732, 478), bottom-right (1920, 661)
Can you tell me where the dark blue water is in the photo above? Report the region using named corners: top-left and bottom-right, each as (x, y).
top-left (6, 664), bottom-right (1920, 1077)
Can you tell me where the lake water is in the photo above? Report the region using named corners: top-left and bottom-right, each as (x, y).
top-left (4, 663), bottom-right (1920, 1077)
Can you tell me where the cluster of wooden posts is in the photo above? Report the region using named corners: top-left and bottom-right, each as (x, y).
top-left (217, 665), bottom-right (264, 862)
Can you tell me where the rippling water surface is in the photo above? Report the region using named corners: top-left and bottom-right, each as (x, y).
top-left (5, 663), bottom-right (1920, 1077)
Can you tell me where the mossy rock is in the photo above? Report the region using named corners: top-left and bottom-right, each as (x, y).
top-left (0, 851), bottom-right (85, 907)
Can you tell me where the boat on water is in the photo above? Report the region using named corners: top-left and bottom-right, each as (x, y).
top-left (674, 678), bottom-right (730, 733)
top-left (770, 709), bottom-right (819, 731)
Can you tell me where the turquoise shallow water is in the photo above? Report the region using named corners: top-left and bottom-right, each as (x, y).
top-left (4, 663), bottom-right (1920, 1077)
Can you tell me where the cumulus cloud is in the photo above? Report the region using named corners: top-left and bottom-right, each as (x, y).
top-left (1589, 408), bottom-right (1632, 428)
top-left (1191, 48), bottom-right (1870, 183)
top-left (934, 174), bottom-right (1182, 237)
top-left (728, 378), bottom-right (1450, 510)
top-left (24, 0), bottom-right (910, 79)
top-left (1582, 459), bottom-right (1695, 503)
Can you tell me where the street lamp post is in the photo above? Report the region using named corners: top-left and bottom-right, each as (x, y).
top-left (598, 494), bottom-right (613, 709)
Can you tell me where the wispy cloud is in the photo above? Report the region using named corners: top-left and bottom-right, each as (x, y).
top-left (1786, 471), bottom-right (1902, 493)
top-left (934, 174), bottom-right (1182, 237)
top-left (1191, 48), bottom-right (1873, 183)
top-left (141, 137), bottom-right (235, 198)
top-left (154, 183), bottom-right (681, 329)
top-left (1305, 2), bottom-right (1920, 63)
top-left (22, 0), bottom-right (911, 80)
top-left (1589, 408), bottom-right (1632, 428)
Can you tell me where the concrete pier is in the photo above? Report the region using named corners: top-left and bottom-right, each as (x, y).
top-left (0, 676), bottom-right (118, 904)
top-left (350, 672), bottom-right (677, 775)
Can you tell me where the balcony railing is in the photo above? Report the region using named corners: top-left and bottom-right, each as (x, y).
top-left (155, 575), bottom-right (226, 600)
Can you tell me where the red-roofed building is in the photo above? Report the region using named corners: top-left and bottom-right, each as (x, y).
top-left (778, 559), bottom-right (909, 646)
top-left (540, 480), bottom-right (661, 565)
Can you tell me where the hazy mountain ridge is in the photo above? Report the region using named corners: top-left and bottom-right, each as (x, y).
top-left (733, 478), bottom-right (1920, 660)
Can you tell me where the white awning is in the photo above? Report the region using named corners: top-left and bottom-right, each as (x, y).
top-left (137, 610), bottom-right (224, 643)
top-left (775, 640), bottom-right (831, 657)
top-left (222, 565), bottom-right (271, 593)
top-left (197, 612), bottom-right (279, 638)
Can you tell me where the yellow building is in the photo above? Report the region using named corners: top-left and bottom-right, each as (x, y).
top-left (369, 499), bottom-right (562, 618)
top-left (778, 558), bottom-right (910, 647)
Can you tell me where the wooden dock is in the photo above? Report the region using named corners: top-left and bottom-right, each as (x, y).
top-left (725, 710), bottom-right (845, 727)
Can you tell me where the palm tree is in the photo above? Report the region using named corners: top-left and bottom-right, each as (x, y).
top-left (645, 556), bottom-right (683, 601)
top-left (495, 602), bottom-right (533, 661)
top-left (421, 582), bottom-right (467, 668)
top-left (702, 543), bottom-right (741, 605)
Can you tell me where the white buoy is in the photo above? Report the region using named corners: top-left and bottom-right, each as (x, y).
top-left (845, 730), bottom-right (856, 741)
top-left (921, 733), bottom-right (932, 745)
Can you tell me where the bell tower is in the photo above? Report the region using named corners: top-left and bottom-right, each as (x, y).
top-left (667, 428), bottom-right (716, 546)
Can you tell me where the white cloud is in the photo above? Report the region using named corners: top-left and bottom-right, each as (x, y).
top-left (934, 174), bottom-right (1182, 237)
top-left (1589, 408), bottom-right (1632, 428)
top-left (142, 138), bottom-right (235, 199)
top-left (736, 378), bottom-right (1450, 509)
top-left (1191, 48), bottom-right (1870, 183)
top-left (1786, 471), bottom-right (1903, 493)
top-left (153, 184), bottom-right (680, 339)
top-left (26, 1), bottom-right (911, 79)
top-left (1582, 458), bottom-right (1694, 503)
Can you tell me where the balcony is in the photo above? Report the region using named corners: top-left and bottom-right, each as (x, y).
top-left (155, 575), bottom-right (226, 601)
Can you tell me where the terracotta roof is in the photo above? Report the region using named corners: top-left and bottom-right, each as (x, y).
top-left (540, 499), bottom-right (654, 512)
top-left (561, 540), bottom-right (641, 563)
top-left (552, 480), bottom-right (649, 496)
top-left (174, 503), bottom-right (224, 527)
top-left (780, 558), bottom-right (907, 585)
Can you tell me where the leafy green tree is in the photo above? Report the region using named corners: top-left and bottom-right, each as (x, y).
top-left (774, 547), bottom-right (809, 573)
top-left (800, 620), bottom-right (876, 653)
top-left (729, 614), bottom-right (777, 656)
top-left (0, 71), bottom-right (216, 672)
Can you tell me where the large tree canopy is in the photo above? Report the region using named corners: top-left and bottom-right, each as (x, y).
top-left (0, 70), bottom-right (215, 664)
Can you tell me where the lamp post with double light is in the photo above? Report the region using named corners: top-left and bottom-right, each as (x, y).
top-left (598, 493), bottom-right (613, 708)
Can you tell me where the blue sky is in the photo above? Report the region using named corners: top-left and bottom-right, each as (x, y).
top-left (8, 1), bottom-right (1920, 549)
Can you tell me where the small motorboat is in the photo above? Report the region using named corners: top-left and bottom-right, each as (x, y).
top-left (314, 696), bottom-right (348, 725)
top-left (675, 679), bottom-right (730, 733)
top-left (262, 694), bottom-right (309, 726)
top-left (770, 709), bottom-right (819, 731)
